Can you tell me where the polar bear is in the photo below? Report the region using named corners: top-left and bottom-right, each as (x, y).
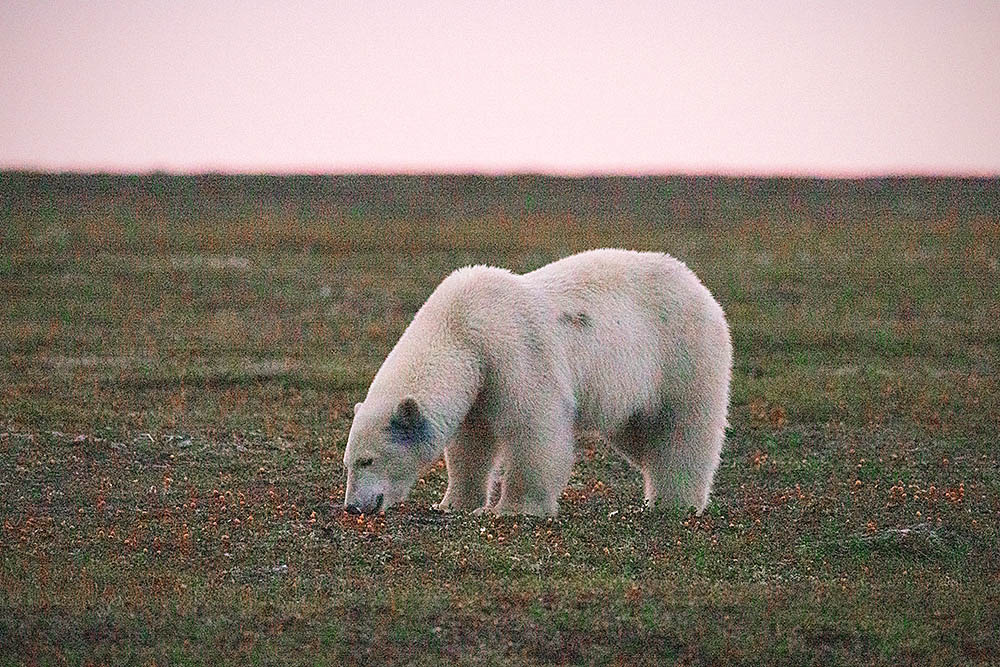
top-left (343, 248), bottom-right (732, 517)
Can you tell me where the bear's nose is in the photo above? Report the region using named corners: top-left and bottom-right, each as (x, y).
top-left (344, 503), bottom-right (363, 515)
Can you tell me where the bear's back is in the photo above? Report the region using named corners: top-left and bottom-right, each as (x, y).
top-left (523, 249), bottom-right (727, 428)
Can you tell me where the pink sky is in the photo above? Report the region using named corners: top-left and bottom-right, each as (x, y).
top-left (2, 1), bottom-right (999, 176)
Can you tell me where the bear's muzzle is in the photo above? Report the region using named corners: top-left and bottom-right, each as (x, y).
top-left (344, 493), bottom-right (383, 515)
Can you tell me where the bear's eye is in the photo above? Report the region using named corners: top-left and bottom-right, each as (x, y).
top-left (355, 457), bottom-right (374, 469)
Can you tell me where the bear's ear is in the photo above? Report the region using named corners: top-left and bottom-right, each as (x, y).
top-left (354, 402), bottom-right (364, 415)
top-left (387, 396), bottom-right (431, 449)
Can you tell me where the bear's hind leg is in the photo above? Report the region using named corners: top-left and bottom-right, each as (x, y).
top-left (641, 410), bottom-right (725, 515)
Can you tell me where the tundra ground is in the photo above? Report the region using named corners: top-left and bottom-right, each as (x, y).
top-left (1, 174), bottom-right (998, 665)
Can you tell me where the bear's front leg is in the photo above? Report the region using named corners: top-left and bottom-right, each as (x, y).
top-left (490, 417), bottom-right (574, 517)
top-left (433, 436), bottom-right (496, 512)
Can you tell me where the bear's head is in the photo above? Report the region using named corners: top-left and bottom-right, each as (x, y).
top-left (342, 395), bottom-right (436, 514)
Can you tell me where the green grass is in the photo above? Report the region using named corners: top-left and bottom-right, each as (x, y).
top-left (1, 173), bottom-right (999, 665)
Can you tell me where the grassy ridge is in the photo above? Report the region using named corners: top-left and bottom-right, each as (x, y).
top-left (1, 174), bottom-right (998, 665)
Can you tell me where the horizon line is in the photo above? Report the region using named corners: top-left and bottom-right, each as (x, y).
top-left (3, 165), bottom-right (999, 181)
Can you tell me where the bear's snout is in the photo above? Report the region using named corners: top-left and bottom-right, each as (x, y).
top-left (344, 493), bottom-right (383, 515)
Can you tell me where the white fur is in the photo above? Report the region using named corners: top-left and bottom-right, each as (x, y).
top-left (343, 248), bottom-right (732, 516)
